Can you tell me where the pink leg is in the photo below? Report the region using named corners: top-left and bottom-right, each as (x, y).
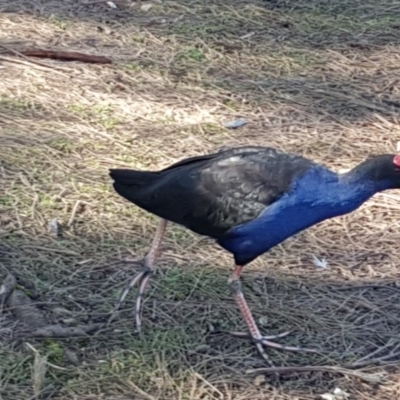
top-left (109, 219), bottom-right (167, 331)
top-left (229, 265), bottom-right (318, 364)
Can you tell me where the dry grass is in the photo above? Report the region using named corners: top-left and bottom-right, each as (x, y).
top-left (1, 0), bottom-right (400, 399)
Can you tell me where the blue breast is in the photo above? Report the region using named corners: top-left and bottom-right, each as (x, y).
top-left (218, 165), bottom-right (388, 265)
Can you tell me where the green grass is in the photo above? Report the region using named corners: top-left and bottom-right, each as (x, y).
top-left (0, 97), bottom-right (43, 113)
top-left (68, 104), bottom-right (126, 130)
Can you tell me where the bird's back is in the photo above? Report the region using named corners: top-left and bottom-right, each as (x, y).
top-left (110, 146), bottom-right (318, 237)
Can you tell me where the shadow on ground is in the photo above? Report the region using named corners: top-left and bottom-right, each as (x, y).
top-left (1, 231), bottom-right (400, 399)
top-left (2, 0), bottom-right (400, 49)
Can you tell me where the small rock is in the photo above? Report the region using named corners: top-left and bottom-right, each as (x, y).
top-left (320, 395), bottom-right (335, 400)
top-left (333, 388), bottom-right (349, 399)
top-left (253, 374), bottom-right (266, 387)
top-left (141, 3), bottom-right (153, 11)
top-left (312, 255), bottom-right (329, 269)
top-left (65, 349), bottom-right (80, 365)
top-left (48, 219), bottom-right (62, 238)
top-left (107, 1), bottom-right (117, 8)
top-left (224, 118), bottom-right (248, 129)
top-left (240, 32), bottom-right (256, 40)
top-left (319, 388), bottom-right (349, 400)
top-left (61, 318), bottom-right (78, 326)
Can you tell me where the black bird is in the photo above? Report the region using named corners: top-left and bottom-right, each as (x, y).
top-left (109, 146), bottom-right (400, 361)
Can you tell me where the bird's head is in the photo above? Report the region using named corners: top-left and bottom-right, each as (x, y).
top-left (350, 154), bottom-right (400, 190)
top-left (390, 154), bottom-right (400, 187)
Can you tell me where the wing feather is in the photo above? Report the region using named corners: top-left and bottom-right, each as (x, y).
top-left (111, 147), bottom-right (317, 238)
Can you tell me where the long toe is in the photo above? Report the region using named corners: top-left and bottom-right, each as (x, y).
top-left (252, 335), bottom-right (320, 366)
top-left (228, 330), bottom-right (291, 340)
top-left (134, 270), bottom-right (154, 332)
top-left (107, 269), bottom-right (148, 326)
top-left (257, 336), bottom-right (319, 353)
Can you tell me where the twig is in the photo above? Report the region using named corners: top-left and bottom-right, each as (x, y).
top-left (25, 342), bottom-right (70, 371)
top-left (245, 365), bottom-right (386, 384)
top-left (21, 49), bottom-right (112, 64)
top-left (353, 342), bottom-right (400, 367)
top-left (23, 245), bottom-right (78, 256)
top-left (68, 200), bottom-right (84, 227)
top-left (314, 88), bottom-right (396, 116)
top-left (126, 380), bottom-right (156, 400)
top-left (82, 0), bottom-right (116, 5)
top-left (352, 338), bottom-right (396, 366)
top-left (333, 284), bottom-right (400, 293)
top-left (0, 44), bottom-right (70, 73)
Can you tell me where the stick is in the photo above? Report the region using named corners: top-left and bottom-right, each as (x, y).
top-left (0, 44), bottom-right (69, 72)
top-left (21, 49), bottom-right (112, 64)
top-left (245, 365), bottom-right (386, 384)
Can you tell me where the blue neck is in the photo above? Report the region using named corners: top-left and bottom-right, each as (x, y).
top-left (218, 165), bottom-right (395, 265)
top-left (341, 168), bottom-right (395, 193)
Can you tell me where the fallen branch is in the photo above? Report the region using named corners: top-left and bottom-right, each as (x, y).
top-left (0, 44), bottom-right (70, 74)
top-left (21, 49), bottom-right (112, 64)
top-left (245, 365), bottom-right (386, 384)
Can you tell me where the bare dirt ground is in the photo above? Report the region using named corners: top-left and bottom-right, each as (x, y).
top-left (1, 1), bottom-right (400, 399)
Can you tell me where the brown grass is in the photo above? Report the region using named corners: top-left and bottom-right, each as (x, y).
top-left (1, 0), bottom-right (400, 399)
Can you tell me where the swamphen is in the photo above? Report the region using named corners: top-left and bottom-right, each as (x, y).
top-left (109, 146), bottom-right (400, 361)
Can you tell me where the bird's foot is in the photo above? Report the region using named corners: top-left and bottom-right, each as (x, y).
top-left (229, 330), bottom-right (291, 341)
top-left (254, 334), bottom-right (319, 353)
top-left (228, 266), bottom-right (320, 365)
top-left (108, 259), bottom-right (154, 332)
top-left (253, 335), bottom-right (319, 365)
top-left (228, 329), bottom-right (318, 365)
top-left (108, 220), bottom-right (167, 330)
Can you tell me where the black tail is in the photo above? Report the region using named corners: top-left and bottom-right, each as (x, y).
top-left (109, 169), bottom-right (160, 205)
top-left (109, 169), bottom-right (159, 185)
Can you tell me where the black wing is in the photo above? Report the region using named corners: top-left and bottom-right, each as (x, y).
top-left (110, 147), bottom-right (317, 238)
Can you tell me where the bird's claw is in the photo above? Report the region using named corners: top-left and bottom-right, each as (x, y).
top-left (107, 264), bottom-right (155, 329)
top-left (254, 336), bottom-right (319, 353)
top-left (228, 330), bottom-right (291, 340)
top-left (251, 333), bottom-right (319, 366)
